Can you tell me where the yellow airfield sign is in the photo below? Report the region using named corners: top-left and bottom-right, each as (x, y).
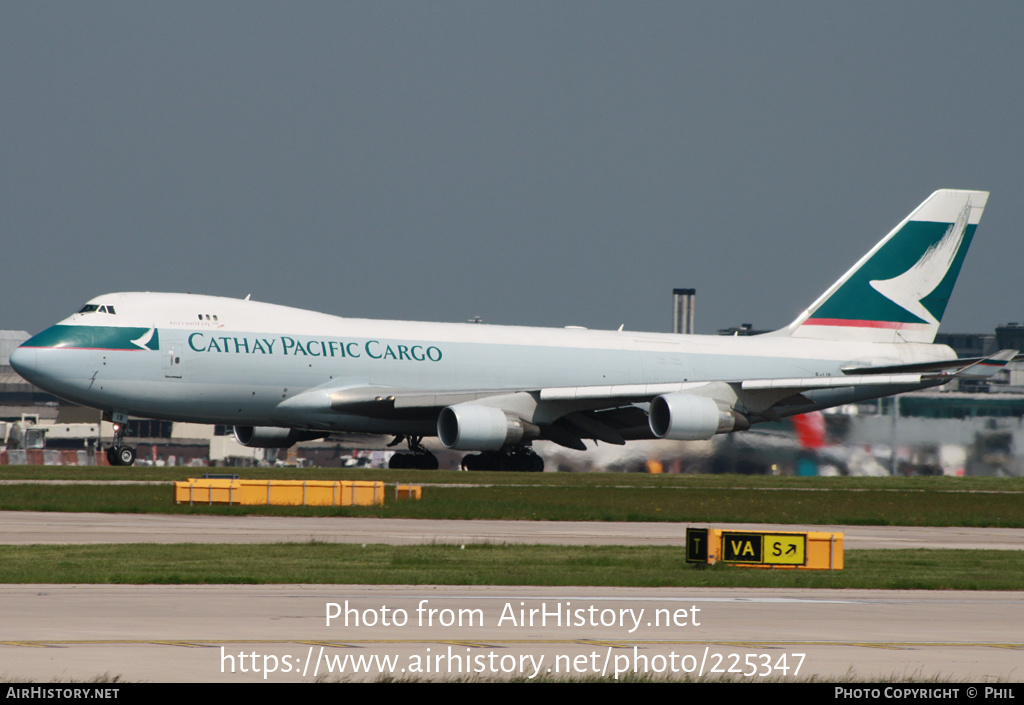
top-left (763, 534), bottom-right (807, 565)
top-left (721, 532), bottom-right (807, 566)
top-left (685, 527), bottom-right (843, 570)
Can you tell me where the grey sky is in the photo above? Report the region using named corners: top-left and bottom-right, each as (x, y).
top-left (2, 2), bottom-right (1021, 336)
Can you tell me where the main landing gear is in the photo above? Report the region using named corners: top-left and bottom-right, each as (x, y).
top-left (387, 435), bottom-right (439, 470)
top-left (461, 446), bottom-right (544, 472)
top-left (105, 421), bottom-right (136, 466)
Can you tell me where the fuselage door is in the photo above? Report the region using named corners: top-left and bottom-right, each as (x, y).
top-left (164, 344), bottom-right (183, 379)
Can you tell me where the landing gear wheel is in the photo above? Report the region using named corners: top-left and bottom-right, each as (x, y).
top-left (105, 414), bottom-right (135, 466)
top-left (107, 445), bottom-right (136, 466)
top-left (461, 449), bottom-right (544, 472)
top-left (386, 436), bottom-right (439, 469)
top-left (117, 446), bottom-right (136, 467)
top-left (509, 449), bottom-right (544, 472)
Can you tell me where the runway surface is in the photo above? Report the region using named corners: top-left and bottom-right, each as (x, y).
top-left (2, 511), bottom-right (1023, 549)
top-left (1, 584), bottom-right (1021, 682)
top-left (0, 511), bottom-right (1021, 682)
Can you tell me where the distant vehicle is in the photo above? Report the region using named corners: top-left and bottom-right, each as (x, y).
top-left (10, 190), bottom-right (1014, 470)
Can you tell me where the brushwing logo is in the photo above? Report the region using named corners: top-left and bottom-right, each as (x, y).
top-left (130, 328), bottom-right (160, 351)
top-left (868, 201), bottom-right (971, 326)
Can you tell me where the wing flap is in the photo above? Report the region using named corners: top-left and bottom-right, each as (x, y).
top-left (742, 373), bottom-right (924, 391)
top-left (328, 386), bottom-right (524, 415)
top-left (540, 381), bottom-right (706, 402)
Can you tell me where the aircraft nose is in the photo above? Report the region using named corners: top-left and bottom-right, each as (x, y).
top-left (8, 345), bottom-right (38, 383)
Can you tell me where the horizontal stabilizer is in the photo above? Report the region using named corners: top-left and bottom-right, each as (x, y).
top-left (841, 349), bottom-right (1019, 378)
top-left (953, 349), bottom-right (1018, 379)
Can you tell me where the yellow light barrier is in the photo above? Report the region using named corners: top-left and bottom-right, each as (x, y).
top-left (395, 484), bottom-right (422, 500)
top-left (174, 479), bottom-right (386, 507)
top-left (174, 479), bottom-right (239, 505)
top-left (686, 527), bottom-right (843, 570)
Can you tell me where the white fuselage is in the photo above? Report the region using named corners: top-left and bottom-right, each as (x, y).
top-left (10, 292), bottom-right (953, 436)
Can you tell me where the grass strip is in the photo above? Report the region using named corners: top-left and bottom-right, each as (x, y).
top-left (1, 482), bottom-right (1022, 526)
top-left (0, 544), bottom-right (1020, 589)
top-left (2, 466), bottom-right (1024, 491)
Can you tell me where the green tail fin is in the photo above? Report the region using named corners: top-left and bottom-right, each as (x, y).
top-left (784, 189), bottom-right (988, 344)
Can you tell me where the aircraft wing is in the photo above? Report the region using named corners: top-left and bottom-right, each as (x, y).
top-left (277, 349), bottom-right (1018, 450)
top-left (317, 347), bottom-right (1019, 414)
top-left (278, 381), bottom-right (713, 449)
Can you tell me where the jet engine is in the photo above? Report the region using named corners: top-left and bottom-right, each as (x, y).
top-left (233, 426), bottom-right (329, 448)
top-left (648, 393), bottom-right (747, 440)
top-left (437, 405), bottom-right (539, 450)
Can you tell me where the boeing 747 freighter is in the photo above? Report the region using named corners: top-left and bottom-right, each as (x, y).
top-left (10, 190), bottom-right (1013, 469)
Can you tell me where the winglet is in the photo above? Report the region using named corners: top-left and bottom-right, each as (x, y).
top-left (783, 190), bottom-right (989, 344)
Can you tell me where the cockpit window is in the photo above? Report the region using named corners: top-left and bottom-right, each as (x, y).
top-left (76, 304), bottom-right (116, 314)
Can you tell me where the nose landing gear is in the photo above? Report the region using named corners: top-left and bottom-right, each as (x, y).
top-left (106, 444), bottom-right (136, 466)
top-left (104, 416), bottom-right (137, 466)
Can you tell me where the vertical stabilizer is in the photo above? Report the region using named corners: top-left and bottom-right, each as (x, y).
top-left (783, 189), bottom-right (988, 344)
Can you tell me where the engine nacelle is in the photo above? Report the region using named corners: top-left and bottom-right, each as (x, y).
top-left (233, 426), bottom-right (328, 448)
top-left (648, 393), bottom-right (745, 440)
top-left (437, 405), bottom-right (538, 450)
